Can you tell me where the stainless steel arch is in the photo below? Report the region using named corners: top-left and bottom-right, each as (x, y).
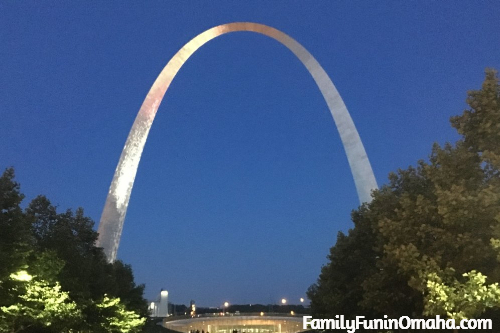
top-left (97, 22), bottom-right (378, 262)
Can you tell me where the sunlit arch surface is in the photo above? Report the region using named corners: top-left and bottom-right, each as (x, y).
top-left (97, 22), bottom-right (378, 262)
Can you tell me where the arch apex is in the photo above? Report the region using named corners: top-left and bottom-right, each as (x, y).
top-left (96, 22), bottom-right (377, 262)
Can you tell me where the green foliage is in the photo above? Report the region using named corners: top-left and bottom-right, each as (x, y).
top-left (424, 270), bottom-right (500, 320)
top-left (308, 69), bottom-right (500, 322)
top-left (0, 168), bottom-right (147, 332)
top-left (0, 168), bottom-right (32, 306)
top-left (451, 68), bottom-right (500, 171)
top-left (307, 220), bottom-right (379, 319)
top-left (0, 270), bottom-right (80, 333)
top-left (94, 296), bottom-right (146, 333)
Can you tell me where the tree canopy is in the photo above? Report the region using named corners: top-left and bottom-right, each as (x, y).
top-left (308, 69), bottom-right (500, 326)
top-left (0, 170), bottom-right (147, 333)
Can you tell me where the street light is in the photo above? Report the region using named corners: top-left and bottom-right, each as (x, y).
top-left (223, 301), bottom-right (229, 315)
top-left (300, 298), bottom-right (304, 303)
top-left (281, 298), bottom-right (287, 304)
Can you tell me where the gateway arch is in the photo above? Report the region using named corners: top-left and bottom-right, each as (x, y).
top-left (97, 22), bottom-right (378, 262)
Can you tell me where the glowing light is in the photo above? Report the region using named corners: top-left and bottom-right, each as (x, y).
top-left (11, 270), bottom-right (32, 282)
top-left (161, 290), bottom-right (168, 296)
top-left (281, 298), bottom-right (287, 304)
top-left (260, 312), bottom-right (264, 316)
top-left (97, 22), bottom-right (378, 262)
top-left (290, 311), bottom-right (295, 315)
top-left (300, 298), bottom-right (304, 303)
top-left (224, 302), bottom-right (229, 307)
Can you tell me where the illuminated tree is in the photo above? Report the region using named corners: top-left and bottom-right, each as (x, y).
top-left (0, 169), bottom-right (147, 332)
top-left (94, 295), bottom-right (146, 333)
top-left (424, 270), bottom-right (500, 320)
top-left (0, 271), bottom-right (80, 333)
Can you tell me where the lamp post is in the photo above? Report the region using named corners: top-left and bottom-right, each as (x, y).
top-left (223, 302), bottom-right (229, 315)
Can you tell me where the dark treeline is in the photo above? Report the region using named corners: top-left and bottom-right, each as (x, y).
top-left (0, 171), bottom-right (148, 332)
top-left (307, 70), bottom-right (500, 331)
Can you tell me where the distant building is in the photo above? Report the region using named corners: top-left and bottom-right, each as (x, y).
top-left (149, 289), bottom-right (169, 317)
top-left (190, 300), bottom-right (196, 316)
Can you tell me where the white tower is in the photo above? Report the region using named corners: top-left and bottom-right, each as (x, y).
top-left (158, 290), bottom-right (169, 317)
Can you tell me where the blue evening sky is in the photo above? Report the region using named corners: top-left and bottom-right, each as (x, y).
top-left (1, 1), bottom-right (499, 306)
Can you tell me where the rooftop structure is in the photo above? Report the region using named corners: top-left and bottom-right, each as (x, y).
top-left (163, 313), bottom-right (305, 333)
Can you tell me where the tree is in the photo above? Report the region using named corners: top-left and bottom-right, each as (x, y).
top-left (308, 69), bottom-right (500, 323)
top-left (0, 168), bottom-right (32, 307)
top-left (307, 217), bottom-right (379, 319)
top-left (0, 168), bottom-right (148, 332)
top-left (110, 261), bottom-right (148, 318)
top-left (93, 296), bottom-right (146, 333)
top-left (424, 270), bottom-right (500, 321)
top-left (25, 195), bottom-right (148, 326)
top-left (0, 270), bottom-right (80, 333)
top-left (451, 69), bottom-right (500, 171)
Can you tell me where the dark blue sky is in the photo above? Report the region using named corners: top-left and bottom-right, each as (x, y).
top-left (1, 1), bottom-right (499, 306)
